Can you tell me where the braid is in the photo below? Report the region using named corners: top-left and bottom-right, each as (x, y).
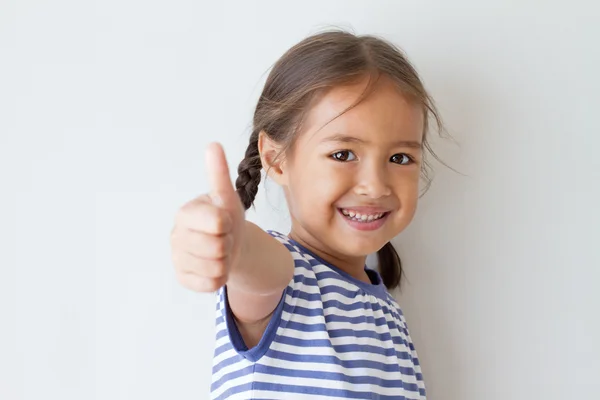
top-left (377, 242), bottom-right (402, 290)
top-left (235, 130), bottom-right (262, 210)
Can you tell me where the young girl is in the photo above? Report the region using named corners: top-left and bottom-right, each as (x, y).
top-left (171, 30), bottom-right (442, 400)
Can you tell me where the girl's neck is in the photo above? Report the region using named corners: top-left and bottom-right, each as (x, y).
top-left (287, 225), bottom-right (371, 285)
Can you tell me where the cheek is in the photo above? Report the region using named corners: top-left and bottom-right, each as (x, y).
top-left (394, 173), bottom-right (420, 220)
top-left (288, 161), bottom-right (350, 214)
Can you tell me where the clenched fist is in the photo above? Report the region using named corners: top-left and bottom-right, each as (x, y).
top-left (170, 143), bottom-right (245, 292)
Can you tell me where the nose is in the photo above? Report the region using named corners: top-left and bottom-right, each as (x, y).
top-left (353, 160), bottom-right (392, 199)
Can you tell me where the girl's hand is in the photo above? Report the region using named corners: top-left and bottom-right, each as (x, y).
top-left (170, 143), bottom-right (245, 292)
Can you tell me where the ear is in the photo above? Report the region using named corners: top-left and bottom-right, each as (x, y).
top-left (258, 131), bottom-right (287, 186)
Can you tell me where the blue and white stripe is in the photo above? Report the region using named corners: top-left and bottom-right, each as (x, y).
top-left (210, 231), bottom-right (426, 399)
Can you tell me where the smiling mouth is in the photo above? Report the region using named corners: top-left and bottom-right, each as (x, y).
top-left (338, 208), bottom-right (390, 222)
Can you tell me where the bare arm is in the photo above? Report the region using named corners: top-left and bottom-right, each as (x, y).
top-left (226, 221), bottom-right (294, 347)
top-left (171, 143), bottom-right (293, 348)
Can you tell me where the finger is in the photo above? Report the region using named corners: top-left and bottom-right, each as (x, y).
top-left (171, 230), bottom-right (233, 260)
top-left (176, 271), bottom-right (227, 293)
top-left (175, 198), bottom-right (233, 235)
top-left (172, 250), bottom-right (229, 279)
top-left (205, 143), bottom-right (235, 207)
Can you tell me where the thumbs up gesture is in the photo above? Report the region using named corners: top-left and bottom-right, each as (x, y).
top-left (170, 143), bottom-right (245, 292)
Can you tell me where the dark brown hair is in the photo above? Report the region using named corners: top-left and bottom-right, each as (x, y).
top-left (235, 30), bottom-right (444, 290)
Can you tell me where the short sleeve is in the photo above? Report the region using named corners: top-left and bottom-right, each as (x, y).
top-left (216, 230), bottom-right (314, 362)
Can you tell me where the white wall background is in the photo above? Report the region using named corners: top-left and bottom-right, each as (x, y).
top-left (2, 1), bottom-right (599, 399)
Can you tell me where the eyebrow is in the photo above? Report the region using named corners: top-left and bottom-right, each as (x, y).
top-left (321, 134), bottom-right (422, 149)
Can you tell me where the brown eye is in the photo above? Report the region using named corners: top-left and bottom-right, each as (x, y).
top-left (331, 150), bottom-right (357, 162)
top-left (390, 154), bottom-right (412, 165)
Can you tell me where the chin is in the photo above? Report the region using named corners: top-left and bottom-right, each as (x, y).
top-left (334, 235), bottom-right (389, 257)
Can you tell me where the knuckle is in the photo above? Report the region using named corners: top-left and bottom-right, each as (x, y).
top-left (214, 235), bottom-right (233, 259)
top-left (210, 276), bottom-right (228, 292)
top-left (205, 259), bottom-right (228, 278)
top-left (175, 271), bottom-right (195, 290)
top-left (170, 247), bottom-right (184, 268)
top-left (177, 272), bottom-right (221, 293)
top-left (176, 201), bottom-right (194, 220)
top-left (206, 281), bottom-right (222, 292)
top-left (170, 228), bottom-right (182, 247)
top-left (189, 280), bottom-right (208, 292)
top-left (214, 211), bottom-right (232, 233)
top-left (174, 251), bottom-right (227, 279)
top-left (215, 239), bottom-right (227, 258)
top-left (175, 198), bottom-right (210, 230)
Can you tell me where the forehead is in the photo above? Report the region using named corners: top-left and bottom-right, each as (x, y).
top-left (300, 74), bottom-right (424, 146)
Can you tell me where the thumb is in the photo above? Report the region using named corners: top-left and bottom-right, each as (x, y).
top-left (205, 142), bottom-right (236, 208)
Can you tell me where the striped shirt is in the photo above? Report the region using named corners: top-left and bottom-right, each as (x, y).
top-left (211, 230), bottom-right (426, 399)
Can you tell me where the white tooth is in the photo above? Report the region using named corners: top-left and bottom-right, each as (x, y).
top-left (360, 214), bottom-right (368, 221)
top-left (342, 209), bottom-right (349, 216)
top-left (376, 213), bottom-right (382, 219)
top-left (349, 211), bottom-right (355, 217)
top-left (367, 215), bottom-right (374, 221)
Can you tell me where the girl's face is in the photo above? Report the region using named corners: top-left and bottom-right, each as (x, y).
top-left (277, 75), bottom-right (424, 260)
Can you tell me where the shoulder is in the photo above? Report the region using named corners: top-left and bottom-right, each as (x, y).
top-left (266, 230), bottom-right (314, 268)
top-left (266, 230), bottom-right (296, 252)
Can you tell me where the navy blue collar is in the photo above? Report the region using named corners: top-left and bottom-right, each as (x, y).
top-left (287, 236), bottom-right (389, 301)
